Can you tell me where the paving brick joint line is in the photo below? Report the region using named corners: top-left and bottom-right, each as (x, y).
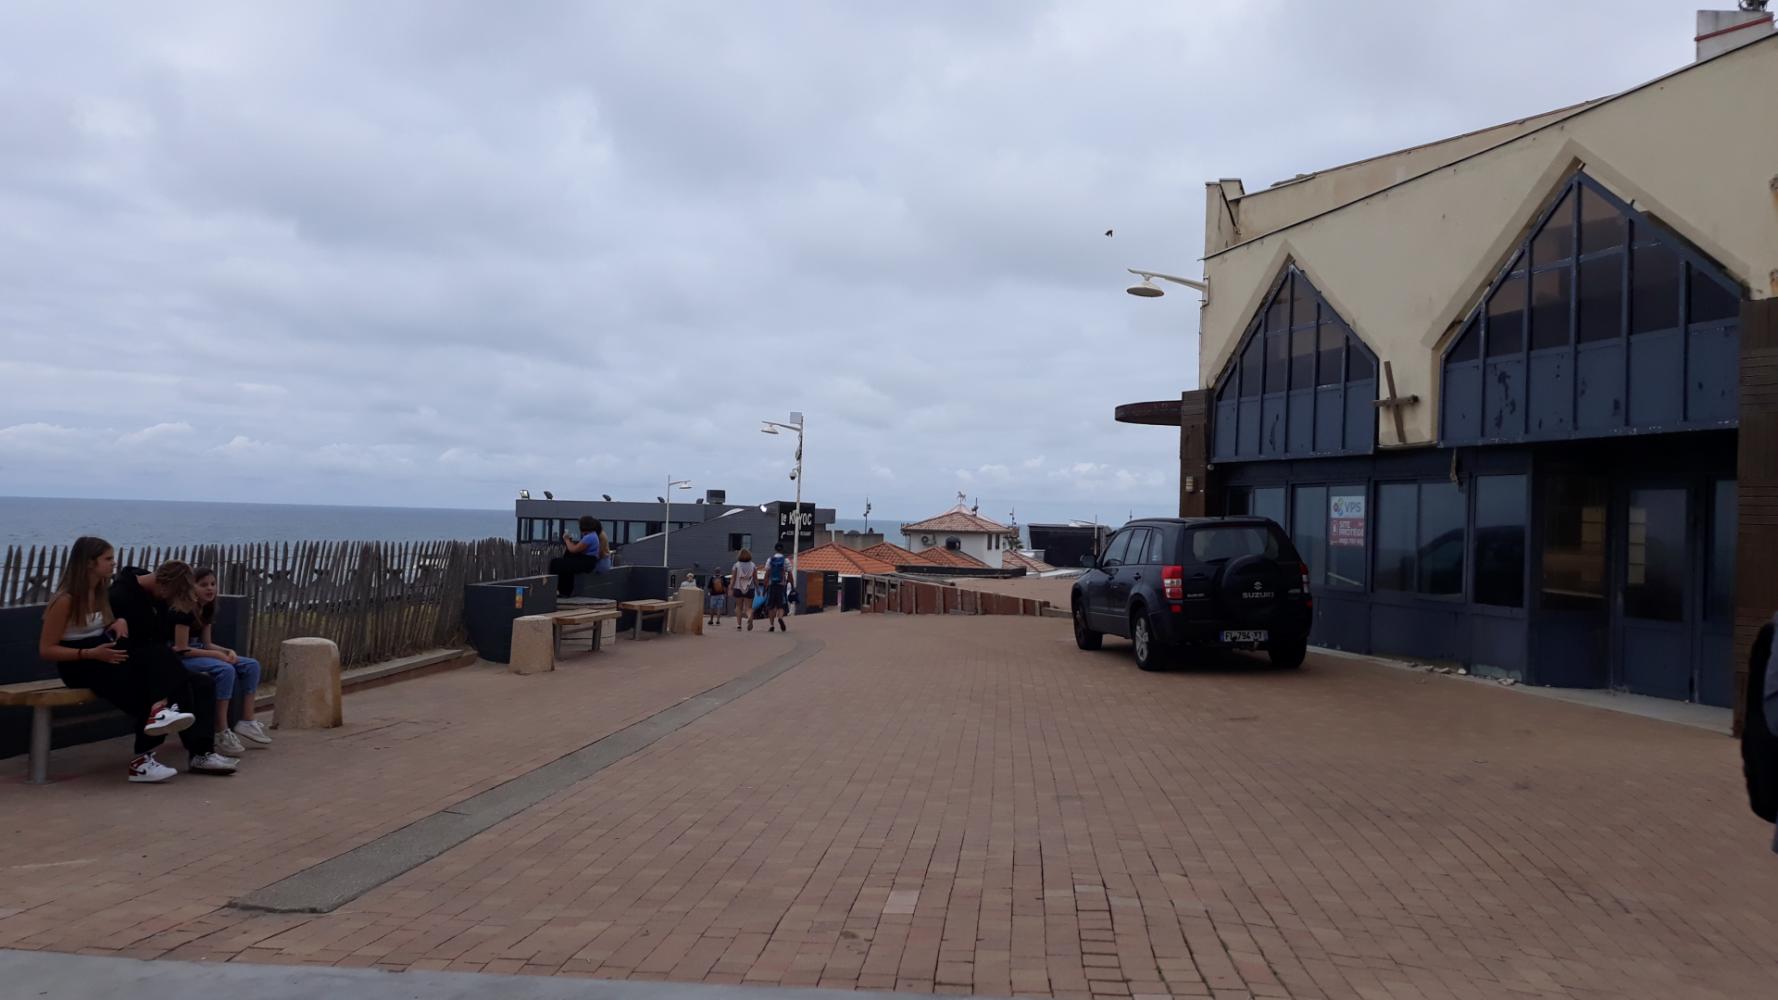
top-left (233, 635), bottom-right (827, 915)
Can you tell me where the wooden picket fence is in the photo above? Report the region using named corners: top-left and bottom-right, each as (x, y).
top-left (1, 539), bottom-right (549, 678)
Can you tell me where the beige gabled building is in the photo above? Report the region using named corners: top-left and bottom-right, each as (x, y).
top-left (1120, 15), bottom-right (1777, 716)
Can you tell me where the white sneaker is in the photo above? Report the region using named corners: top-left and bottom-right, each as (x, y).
top-left (127, 753), bottom-right (176, 783)
top-left (188, 752), bottom-right (238, 775)
top-left (144, 705), bottom-right (195, 736)
top-left (215, 729), bottom-right (246, 755)
top-left (233, 719), bottom-right (272, 746)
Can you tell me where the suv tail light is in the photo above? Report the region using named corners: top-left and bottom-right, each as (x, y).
top-left (1300, 562), bottom-right (1313, 606)
top-left (1163, 565), bottom-right (1184, 602)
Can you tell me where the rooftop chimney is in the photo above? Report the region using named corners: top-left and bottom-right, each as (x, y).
top-left (1696, 6), bottom-right (1774, 61)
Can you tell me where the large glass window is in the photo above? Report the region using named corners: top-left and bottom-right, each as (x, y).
top-left (1418, 482), bottom-right (1465, 596)
top-left (1707, 480), bottom-right (1736, 622)
top-left (1540, 475), bottom-right (1607, 611)
top-left (1374, 482), bottom-right (1465, 596)
top-left (1374, 484), bottom-right (1418, 592)
top-left (1315, 320), bottom-right (1344, 386)
top-left (1264, 333), bottom-right (1288, 393)
top-left (1624, 487), bottom-right (1687, 622)
top-left (1289, 327), bottom-right (1315, 388)
top-left (1486, 271), bottom-right (1526, 356)
top-left (1528, 267), bottom-right (1571, 351)
top-left (1239, 337), bottom-right (1264, 397)
top-left (1630, 241), bottom-right (1680, 335)
top-left (1327, 485), bottom-right (1366, 590)
top-left (1292, 485), bottom-right (1328, 587)
top-left (1576, 255), bottom-right (1623, 344)
top-left (1473, 475), bottom-right (1527, 608)
top-left (1252, 487), bottom-right (1286, 528)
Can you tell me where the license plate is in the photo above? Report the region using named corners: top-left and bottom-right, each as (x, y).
top-left (1220, 629), bottom-right (1268, 644)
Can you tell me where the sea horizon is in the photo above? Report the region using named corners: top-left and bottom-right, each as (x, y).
top-left (0, 495), bottom-right (903, 550)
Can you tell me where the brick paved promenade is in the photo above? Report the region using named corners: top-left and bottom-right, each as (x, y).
top-left (4, 612), bottom-right (1776, 999)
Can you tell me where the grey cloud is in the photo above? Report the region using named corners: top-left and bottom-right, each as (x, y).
top-left (0, 1), bottom-right (1697, 521)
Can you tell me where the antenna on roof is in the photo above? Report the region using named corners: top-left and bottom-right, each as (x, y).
top-left (972, 496), bottom-right (980, 514)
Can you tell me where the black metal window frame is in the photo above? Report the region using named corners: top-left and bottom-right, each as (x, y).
top-left (1211, 263), bottom-right (1380, 461)
top-left (1439, 171), bottom-right (1743, 445)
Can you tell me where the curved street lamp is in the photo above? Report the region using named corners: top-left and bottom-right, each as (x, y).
top-left (760, 412), bottom-right (805, 612)
top-left (1126, 268), bottom-right (1210, 301)
top-left (662, 477), bottom-right (693, 568)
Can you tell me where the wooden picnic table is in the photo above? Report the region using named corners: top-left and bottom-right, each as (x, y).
top-left (549, 607), bottom-right (620, 659)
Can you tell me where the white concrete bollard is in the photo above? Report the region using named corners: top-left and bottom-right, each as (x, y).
top-left (509, 614), bottom-right (557, 675)
top-left (275, 637), bottom-right (343, 730)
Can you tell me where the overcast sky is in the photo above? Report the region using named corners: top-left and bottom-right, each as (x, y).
top-left (0, 1), bottom-right (1701, 522)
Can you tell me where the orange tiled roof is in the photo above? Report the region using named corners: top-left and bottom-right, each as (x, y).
top-left (1001, 550), bottom-right (1055, 573)
top-left (791, 543), bottom-right (896, 575)
top-left (901, 504), bottom-right (1012, 535)
top-left (859, 541), bottom-right (925, 566)
top-left (910, 546), bottom-right (988, 569)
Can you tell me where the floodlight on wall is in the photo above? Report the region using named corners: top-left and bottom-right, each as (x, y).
top-left (1125, 268), bottom-right (1210, 302)
top-left (519, 489), bottom-right (530, 499)
top-left (543, 491), bottom-right (554, 500)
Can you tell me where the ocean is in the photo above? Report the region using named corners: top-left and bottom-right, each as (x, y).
top-left (0, 496), bottom-right (897, 550)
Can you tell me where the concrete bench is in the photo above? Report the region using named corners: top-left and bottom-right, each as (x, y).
top-left (0, 681), bottom-right (97, 784)
top-left (617, 599), bottom-right (677, 640)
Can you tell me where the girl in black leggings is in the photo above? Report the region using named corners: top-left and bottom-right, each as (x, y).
top-left (37, 538), bottom-right (233, 782)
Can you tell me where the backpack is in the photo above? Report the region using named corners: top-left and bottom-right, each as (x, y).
top-left (1743, 621), bottom-right (1778, 824)
top-left (767, 554), bottom-right (786, 584)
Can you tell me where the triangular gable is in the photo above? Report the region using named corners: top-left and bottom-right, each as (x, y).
top-left (1440, 169), bottom-right (1743, 445)
top-left (1210, 262), bottom-right (1379, 462)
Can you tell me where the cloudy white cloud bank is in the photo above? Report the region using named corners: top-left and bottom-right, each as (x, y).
top-left (0, 1), bottom-right (1693, 521)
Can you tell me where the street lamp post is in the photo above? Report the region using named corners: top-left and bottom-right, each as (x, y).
top-left (662, 476), bottom-right (693, 569)
top-left (760, 412), bottom-right (805, 613)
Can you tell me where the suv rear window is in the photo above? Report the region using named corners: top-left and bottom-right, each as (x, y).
top-left (1187, 525), bottom-right (1282, 562)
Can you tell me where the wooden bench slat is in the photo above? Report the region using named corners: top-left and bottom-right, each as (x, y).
top-left (0, 681), bottom-right (95, 708)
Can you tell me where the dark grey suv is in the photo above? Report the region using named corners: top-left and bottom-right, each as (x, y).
top-left (1071, 516), bottom-right (1312, 671)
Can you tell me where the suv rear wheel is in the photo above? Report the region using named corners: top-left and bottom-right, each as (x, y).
top-left (1269, 637), bottom-right (1307, 669)
top-left (1131, 609), bottom-right (1167, 672)
top-left (1072, 598), bottom-right (1103, 651)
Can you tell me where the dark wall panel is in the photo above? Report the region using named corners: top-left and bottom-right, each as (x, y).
top-left (1470, 615), bottom-right (1528, 680)
top-left (1214, 400), bottom-right (1237, 460)
top-left (1309, 592), bottom-right (1369, 652)
top-left (1237, 399), bottom-right (1261, 456)
top-left (1628, 331), bottom-right (1684, 427)
top-left (1575, 343), bottom-right (1625, 430)
top-left (1261, 395), bottom-right (1287, 455)
top-left (1287, 390), bottom-right (1314, 453)
top-left (1344, 380), bottom-right (1375, 452)
top-left (1443, 363), bottom-right (1481, 442)
top-left (1687, 326), bottom-right (1738, 425)
top-left (1371, 602), bottom-right (1463, 662)
top-left (1529, 615), bottom-right (1608, 688)
top-left (1528, 352), bottom-right (1572, 436)
top-left (1314, 387), bottom-right (1345, 452)
top-left (1484, 359), bottom-right (1525, 439)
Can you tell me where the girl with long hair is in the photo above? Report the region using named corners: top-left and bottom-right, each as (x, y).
top-left (37, 540), bottom-right (223, 782)
top-left (172, 567), bottom-right (270, 755)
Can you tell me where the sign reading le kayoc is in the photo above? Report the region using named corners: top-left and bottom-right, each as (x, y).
top-left (774, 501), bottom-right (816, 549)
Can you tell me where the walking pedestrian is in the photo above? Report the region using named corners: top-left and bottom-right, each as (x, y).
top-left (730, 548), bottom-right (756, 631)
top-left (764, 542), bottom-right (791, 632)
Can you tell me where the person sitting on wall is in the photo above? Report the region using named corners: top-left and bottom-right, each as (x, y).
top-left (172, 566), bottom-right (271, 756)
top-left (549, 516), bottom-right (610, 598)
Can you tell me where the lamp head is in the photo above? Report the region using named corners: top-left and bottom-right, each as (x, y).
top-left (1126, 277), bottom-right (1164, 298)
top-left (760, 424), bottom-right (779, 435)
